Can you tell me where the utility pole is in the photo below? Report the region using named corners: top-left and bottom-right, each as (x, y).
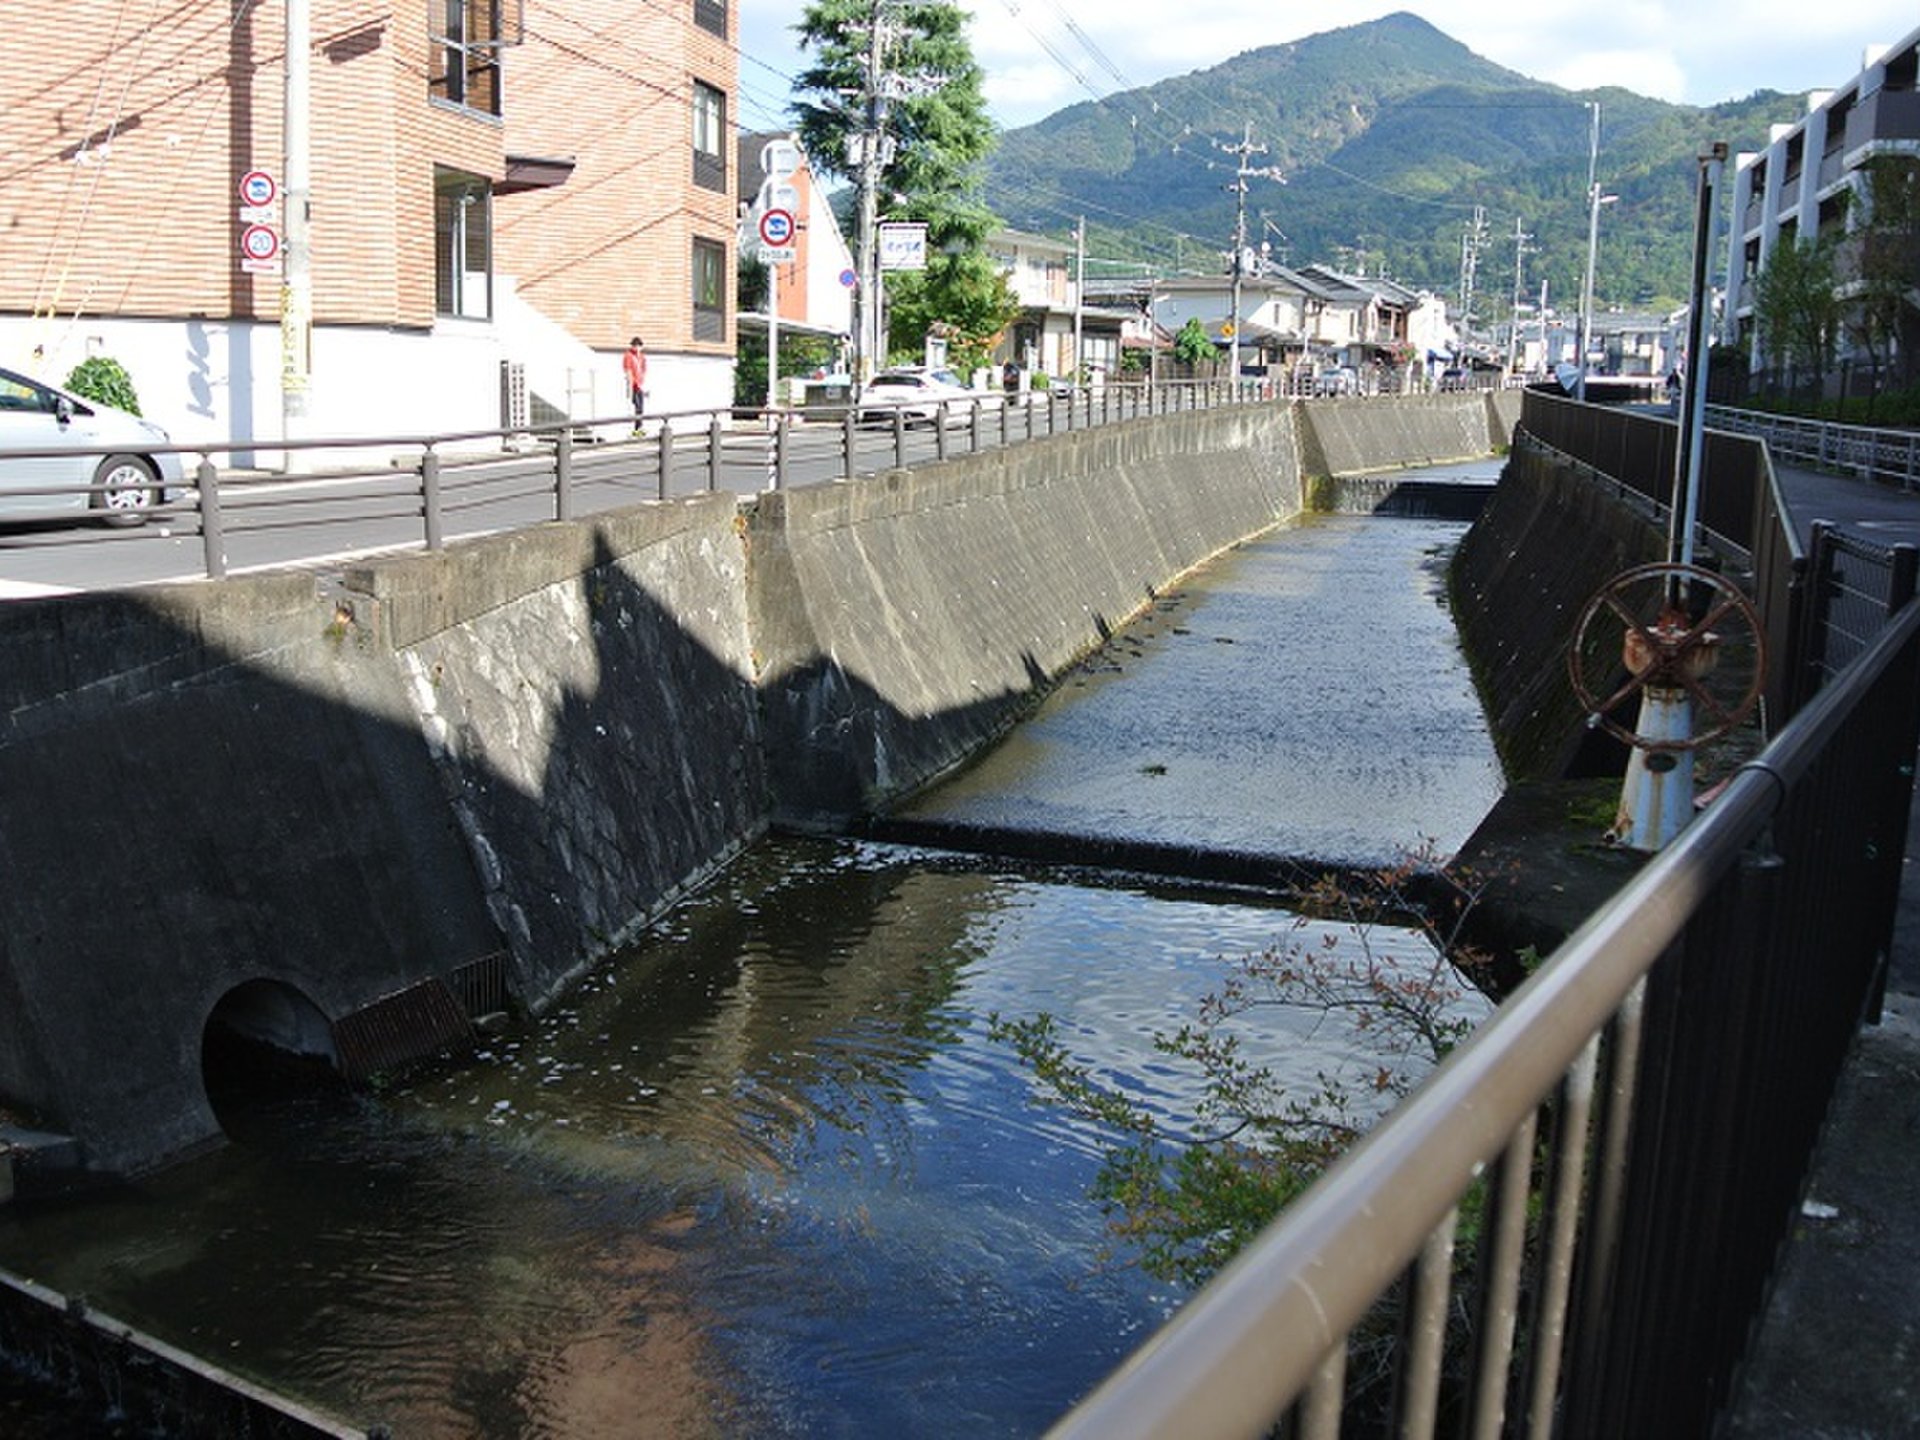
top-left (1220, 122), bottom-right (1283, 385)
top-left (851, 0), bottom-right (899, 385)
top-left (282, 0), bottom-right (312, 463)
top-left (1456, 205), bottom-right (1487, 352)
top-left (1506, 215), bottom-right (1531, 375)
top-left (1072, 215), bottom-right (1085, 387)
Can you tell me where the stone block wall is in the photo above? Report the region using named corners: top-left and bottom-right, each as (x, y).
top-left (747, 406), bottom-right (1302, 817)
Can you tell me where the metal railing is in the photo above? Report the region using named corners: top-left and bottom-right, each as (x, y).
top-left (1707, 405), bottom-right (1920, 491)
top-left (0, 381), bottom-right (1267, 586)
top-left (0, 377), bottom-right (1500, 589)
top-left (1049, 556), bottom-right (1920, 1439)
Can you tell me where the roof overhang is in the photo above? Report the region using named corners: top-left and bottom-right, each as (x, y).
top-left (497, 155), bottom-right (577, 195)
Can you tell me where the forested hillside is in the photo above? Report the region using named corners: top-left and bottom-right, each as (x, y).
top-left (984, 12), bottom-right (1803, 311)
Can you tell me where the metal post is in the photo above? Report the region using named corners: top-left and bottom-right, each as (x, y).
top-left (709, 413), bottom-right (724, 491)
top-left (656, 422), bottom-right (672, 500)
top-left (843, 408), bottom-right (858, 480)
top-left (774, 409), bottom-right (790, 490)
top-left (1671, 143), bottom-right (1727, 577)
top-left (281, 0), bottom-right (313, 467)
top-left (1577, 102), bottom-right (1602, 403)
top-left (555, 427), bottom-right (573, 520)
top-left (421, 446), bottom-right (443, 551)
top-left (196, 456), bottom-right (226, 580)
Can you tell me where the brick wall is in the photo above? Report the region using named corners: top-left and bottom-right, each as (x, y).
top-left (494, 0), bottom-right (740, 359)
top-left (0, 2), bottom-right (506, 332)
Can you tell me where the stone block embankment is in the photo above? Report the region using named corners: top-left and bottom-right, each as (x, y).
top-left (1449, 441), bottom-right (1668, 780)
top-left (748, 406), bottom-right (1301, 816)
top-left (0, 393), bottom-right (1512, 1183)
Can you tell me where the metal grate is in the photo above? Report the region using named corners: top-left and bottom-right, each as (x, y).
top-left (447, 950), bottom-right (511, 1019)
top-left (330, 979), bottom-right (472, 1083)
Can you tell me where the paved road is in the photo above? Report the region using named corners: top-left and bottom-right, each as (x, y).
top-left (1726, 459), bottom-right (1920, 1438)
top-left (0, 411), bottom-right (1085, 597)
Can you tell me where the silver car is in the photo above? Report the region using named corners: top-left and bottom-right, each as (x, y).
top-left (0, 365), bottom-right (182, 524)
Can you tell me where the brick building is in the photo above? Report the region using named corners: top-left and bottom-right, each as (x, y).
top-left (0, 0), bottom-right (739, 448)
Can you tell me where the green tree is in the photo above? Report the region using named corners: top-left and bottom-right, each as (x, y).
top-left (793, 0), bottom-right (1016, 368)
top-left (1172, 317), bottom-right (1216, 367)
top-left (1848, 155), bottom-right (1920, 400)
top-left (1753, 234), bottom-right (1841, 404)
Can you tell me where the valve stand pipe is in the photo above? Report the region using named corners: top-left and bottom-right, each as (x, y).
top-left (1615, 608), bottom-right (1722, 851)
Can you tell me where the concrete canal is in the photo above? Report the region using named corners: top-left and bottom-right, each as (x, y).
top-left (0, 468), bottom-right (1504, 1437)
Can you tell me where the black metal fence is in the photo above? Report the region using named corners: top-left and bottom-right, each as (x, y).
top-left (1045, 448), bottom-right (1920, 1440)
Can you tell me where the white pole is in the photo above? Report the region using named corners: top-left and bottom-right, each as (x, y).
top-left (766, 260), bottom-right (780, 414)
top-left (1576, 101), bottom-right (1599, 403)
top-left (1073, 215), bottom-right (1085, 388)
top-left (282, 0), bottom-right (312, 464)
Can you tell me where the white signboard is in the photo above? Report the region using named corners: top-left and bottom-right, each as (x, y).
top-left (878, 221), bottom-right (928, 271)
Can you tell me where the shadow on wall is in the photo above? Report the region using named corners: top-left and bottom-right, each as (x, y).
top-left (0, 526), bottom-right (763, 1184)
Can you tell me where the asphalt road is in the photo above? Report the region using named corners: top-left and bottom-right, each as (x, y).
top-left (0, 416), bottom-right (1037, 597)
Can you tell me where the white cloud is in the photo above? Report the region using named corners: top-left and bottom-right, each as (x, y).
top-left (738, 1), bottom-right (1920, 131)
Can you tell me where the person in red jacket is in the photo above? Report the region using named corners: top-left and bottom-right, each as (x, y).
top-left (623, 336), bottom-right (648, 432)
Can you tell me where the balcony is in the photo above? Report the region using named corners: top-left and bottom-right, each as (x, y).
top-left (1846, 86), bottom-right (1920, 154)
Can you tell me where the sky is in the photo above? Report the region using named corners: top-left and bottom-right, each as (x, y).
top-left (733, 1), bottom-right (1920, 135)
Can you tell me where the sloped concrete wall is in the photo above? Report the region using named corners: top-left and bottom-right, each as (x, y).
top-left (747, 406), bottom-right (1301, 817)
top-left (2, 393), bottom-right (1530, 1182)
top-left (0, 575), bottom-right (503, 1175)
top-left (340, 496), bottom-right (766, 1012)
top-left (1450, 443), bottom-right (1669, 780)
top-left (1298, 390), bottom-right (1520, 477)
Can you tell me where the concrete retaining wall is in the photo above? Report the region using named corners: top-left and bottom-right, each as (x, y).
top-left (1450, 443), bottom-right (1669, 780)
top-left (1298, 390), bottom-right (1521, 478)
top-left (749, 406), bottom-right (1301, 816)
top-left (340, 497), bottom-right (766, 1012)
top-left (0, 392), bottom-right (1510, 1183)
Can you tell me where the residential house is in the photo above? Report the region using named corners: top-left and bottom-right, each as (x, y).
top-left (988, 228), bottom-right (1123, 384)
top-left (1723, 21), bottom-right (1920, 380)
top-left (0, 0), bottom-right (739, 448)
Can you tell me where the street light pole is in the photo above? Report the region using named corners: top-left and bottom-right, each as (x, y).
top-left (1577, 101), bottom-right (1601, 402)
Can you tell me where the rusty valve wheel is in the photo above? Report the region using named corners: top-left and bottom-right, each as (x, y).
top-left (1567, 562), bottom-right (1767, 752)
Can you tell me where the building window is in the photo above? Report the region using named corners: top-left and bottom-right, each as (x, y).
top-left (692, 81), bottom-right (726, 192)
top-left (430, 0), bottom-right (502, 116)
top-left (435, 169), bottom-right (492, 319)
top-left (694, 0), bottom-right (727, 39)
top-left (692, 237), bottom-right (726, 342)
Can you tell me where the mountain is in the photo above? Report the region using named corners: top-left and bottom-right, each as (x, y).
top-left (983, 12), bottom-right (1804, 311)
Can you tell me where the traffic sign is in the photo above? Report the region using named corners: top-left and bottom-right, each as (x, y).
top-left (758, 208), bottom-right (795, 247)
top-left (238, 169), bottom-right (277, 208)
top-left (238, 222), bottom-right (280, 268)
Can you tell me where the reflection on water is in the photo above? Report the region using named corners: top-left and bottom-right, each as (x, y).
top-left (0, 840), bottom-right (1461, 1438)
top-left (0, 509), bottom-right (1502, 1435)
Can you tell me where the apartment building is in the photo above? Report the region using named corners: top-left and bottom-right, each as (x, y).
top-left (0, 0), bottom-right (738, 448)
top-left (1723, 21), bottom-right (1920, 375)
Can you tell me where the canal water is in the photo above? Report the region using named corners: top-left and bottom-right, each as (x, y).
top-left (0, 503), bottom-right (1502, 1437)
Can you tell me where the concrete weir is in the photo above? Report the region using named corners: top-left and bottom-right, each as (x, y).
top-left (0, 391), bottom-right (1518, 1188)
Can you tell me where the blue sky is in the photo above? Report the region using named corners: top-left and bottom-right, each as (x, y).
top-left (734, 2), bottom-right (1919, 134)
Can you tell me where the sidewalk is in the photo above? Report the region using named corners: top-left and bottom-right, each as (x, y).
top-left (1723, 463), bottom-right (1920, 1438)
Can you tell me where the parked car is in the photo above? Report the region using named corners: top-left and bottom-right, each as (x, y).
top-left (857, 367), bottom-right (1002, 426)
top-left (1312, 365), bottom-right (1357, 397)
top-left (0, 365), bottom-right (181, 524)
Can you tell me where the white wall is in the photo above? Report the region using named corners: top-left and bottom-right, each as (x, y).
top-left (2, 309), bottom-right (737, 462)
